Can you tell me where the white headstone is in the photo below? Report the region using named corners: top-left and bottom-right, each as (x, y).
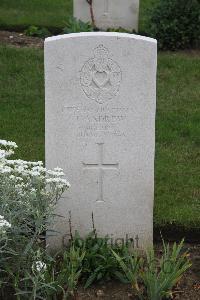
top-left (45, 32), bottom-right (157, 251)
top-left (74, 0), bottom-right (140, 32)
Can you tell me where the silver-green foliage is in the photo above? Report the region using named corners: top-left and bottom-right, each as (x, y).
top-left (0, 139), bottom-right (70, 299)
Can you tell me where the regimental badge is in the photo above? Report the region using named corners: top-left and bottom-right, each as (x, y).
top-left (80, 45), bottom-right (122, 104)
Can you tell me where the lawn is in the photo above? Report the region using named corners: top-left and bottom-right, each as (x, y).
top-left (0, 0), bottom-right (158, 33)
top-left (0, 45), bottom-right (199, 232)
top-left (0, 46), bottom-right (44, 161)
top-left (155, 52), bottom-right (200, 231)
top-left (0, 0), bottom-right (72, 31)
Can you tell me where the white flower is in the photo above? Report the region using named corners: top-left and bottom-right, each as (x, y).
top-left (0, 165), bottom-right (12, 174)
top-left (30, 171), bottom-right (40, 177)
top-left (0, 215), bottom-right (11, 229)
top-left (46, 177), bottom-right (70, 188)
top-left (34, 261), bottom-right (47, 272)
top-left (15, 165), bottom-right (25, 173)
top-left (27, 161), bottom-right (43, 167)
top-left (0, 150), bottom-right (6, 159)
top-left (15, 177), bottom-right (23, 182)
top-left (0, 149), bottom-right (14, 159)
top-left (47, 170), bottom-right (65, 177)
top-left (54, 167), bottom-right (63, 172)
top-left (0, 140), bottom-right (18, 149)
top-left (1, 139), bottom-right (70, 206)
top-left (32, 166), bottom-right (46, 172)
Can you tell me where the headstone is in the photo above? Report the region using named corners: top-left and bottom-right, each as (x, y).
top-left (45, 32), bottom-right (157, 251)
top-left (74, 0), bottom-right (140, 32)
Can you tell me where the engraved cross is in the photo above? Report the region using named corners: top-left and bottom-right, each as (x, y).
top-left (82, 143), bottom-right (119, 203)
top-left (104, 0), bottom-right (109, 15)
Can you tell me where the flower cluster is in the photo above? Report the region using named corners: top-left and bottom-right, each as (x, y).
top-left (0, 139), bottom-right (71, 298)
top-left (0, 215), bottom-right (11, 233)
top-left (0, 139), bottom-right (18, 159)
top-left (33, 260), bottom-right (47, 273)
top-left (0, 139), bottom-right (70, 239)
top-left (0, 139), bottom-right (70, 203)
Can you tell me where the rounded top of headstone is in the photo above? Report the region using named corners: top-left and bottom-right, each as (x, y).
top-left (45, 32), bottom-right (157, 45)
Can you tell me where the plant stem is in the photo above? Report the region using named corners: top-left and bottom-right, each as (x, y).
top-left (86, 0), bottom-right (96, 28)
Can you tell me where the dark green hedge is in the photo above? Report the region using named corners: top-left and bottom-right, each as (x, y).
top-left (148, 0), bottom-right (200, 50)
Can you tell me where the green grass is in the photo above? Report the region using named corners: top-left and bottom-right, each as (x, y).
top-left (0, 45), bottom-right (199, 230)
top-left (0, 0), bottom-right (73, 31)
top-left (0, 46), bottom-right (44, 161)
top-left (0, 0), bottom-right (157, 33)
top-left (155, 52), bottom-right (200, 229)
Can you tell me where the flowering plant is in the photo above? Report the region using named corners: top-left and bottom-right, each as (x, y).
top-left (0, 139), bottom-right (70, 298)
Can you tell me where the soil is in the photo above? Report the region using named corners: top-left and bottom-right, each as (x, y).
top-left (0, 30), bottom-right (43, 48)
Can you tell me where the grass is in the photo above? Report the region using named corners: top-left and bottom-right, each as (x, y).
top-left (0, 46), bottom-right (44, 161)
top-left (0, 0), bottom-right (158, 33)
top-left (0, 45), bottom-right (199, 231)
top-left (155, 52), bottom-right (200, 230)
top-left (0, 0), bottom-right (73, 31)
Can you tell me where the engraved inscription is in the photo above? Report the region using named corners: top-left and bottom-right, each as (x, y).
top-left (63, 105), bottom-right (129, 138)
top-left (82, 143), bottom-right (119, 202)
top-left (80, 45), bottom-right (122, 104)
